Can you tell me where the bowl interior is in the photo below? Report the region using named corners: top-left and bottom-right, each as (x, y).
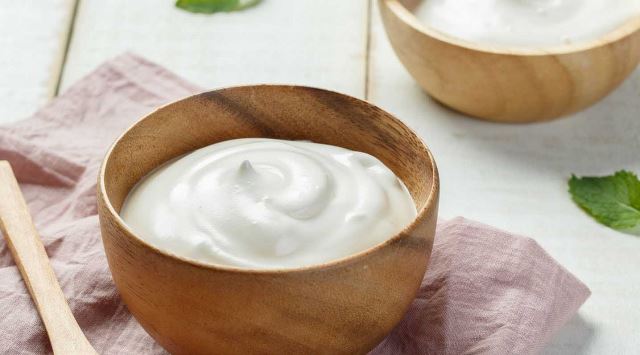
top-left (99, 86), bottom-right (439, 354)
top-left (102, 85), bottom-right (436, 229)
top-left (392, 0), bottom-right (640, 55)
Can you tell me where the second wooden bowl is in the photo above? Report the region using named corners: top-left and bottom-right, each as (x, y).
top-left (97, 85), bottom-right (439, 354)
top-left (379, 0), bottom-right (640, 123)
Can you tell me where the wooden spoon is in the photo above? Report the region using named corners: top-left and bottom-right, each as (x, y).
top-left (0, 161), bottom-right (97, 354)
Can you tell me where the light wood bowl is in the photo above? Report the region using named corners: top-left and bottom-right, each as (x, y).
top-left (97, 85), bottom-right (439, 354)
top-left (379, 0), bottom-right (640, 123)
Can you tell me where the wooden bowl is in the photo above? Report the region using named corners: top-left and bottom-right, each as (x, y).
top-left (97, 85), bottom-right (439, 354)
top-left (379, 0), bottom-right (640, 123)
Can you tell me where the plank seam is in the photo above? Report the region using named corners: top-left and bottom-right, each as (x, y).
top-left (54, 0), bottom-right (81, 96)
top-left (364, 0), bottom-right (373, 100)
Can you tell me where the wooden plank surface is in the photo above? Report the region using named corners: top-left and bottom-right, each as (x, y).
top-left (368, 1), bottom-right (640, 354)
top-left (60, 0), bottom-right (370, 98)
top-left (5, 0), bottom-right (639, 352)
top-left (0, 0), bottom-right (76, 124)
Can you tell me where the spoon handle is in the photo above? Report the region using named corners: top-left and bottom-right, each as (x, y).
top-left (0, 161), bottom-right (97, 355)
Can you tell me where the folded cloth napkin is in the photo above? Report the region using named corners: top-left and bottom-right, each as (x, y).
top-left (0, 53), bottom-right (590, 355)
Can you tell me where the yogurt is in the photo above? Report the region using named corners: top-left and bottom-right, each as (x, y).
top-left (120, 138), bottom-right (417, 269)
top-left (414, 0), bottom-right (640, 48)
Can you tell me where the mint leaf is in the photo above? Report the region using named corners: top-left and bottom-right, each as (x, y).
top-left (176, 0), bottom-right (261, 13)
top-left (569, 170), bottom-right (640, 235)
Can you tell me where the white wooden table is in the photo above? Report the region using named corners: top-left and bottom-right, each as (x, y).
top-left (2, 1), bottom-right (639, 353)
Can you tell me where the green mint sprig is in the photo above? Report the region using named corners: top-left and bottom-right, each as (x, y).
top-left (569, 170), bottom-right (640, 235)
top-left (176, 0), bottom-right (262, 14)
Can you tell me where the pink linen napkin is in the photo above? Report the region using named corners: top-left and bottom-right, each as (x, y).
top-left (0, 53), bottom-right (590, 354)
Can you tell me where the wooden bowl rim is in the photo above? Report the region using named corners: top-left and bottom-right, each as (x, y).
top-left (98, 84), bottom-right (439, 275)
top-left (381, 0), bottom-right (640, 56)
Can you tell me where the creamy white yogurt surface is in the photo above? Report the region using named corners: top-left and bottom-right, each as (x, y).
top-left (120, 138), bottom-right (417, 269)
top-left (414, 0), bottom-right (640, 48)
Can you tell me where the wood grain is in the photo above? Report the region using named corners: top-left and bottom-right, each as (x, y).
top-left (0, 161), bottom-right (97, 355)
top-left (98, 85), bottom-right (439, 354)
top-left (378, 0), bottom-right (640, 122)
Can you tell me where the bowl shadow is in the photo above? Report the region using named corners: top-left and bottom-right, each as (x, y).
top-left (421, 69), bottom-right (640, 177)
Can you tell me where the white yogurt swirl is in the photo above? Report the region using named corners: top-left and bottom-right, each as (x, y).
top-left (120, 138), bottom-right (417, 269)
top-left (414, 0), bottom-right (640, 48)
